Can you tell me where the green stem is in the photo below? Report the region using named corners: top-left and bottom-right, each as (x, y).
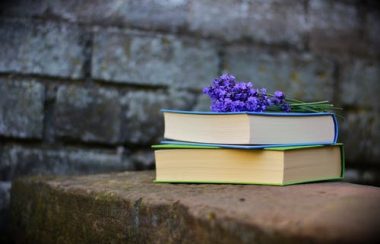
top-left (267, 93), bottom-right (341, 114)
top-left (290, 101), bottom-right (330, 106)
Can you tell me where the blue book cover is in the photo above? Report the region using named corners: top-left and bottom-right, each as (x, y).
top-left (158, 140), bottom-right (339, 149)
top-left (162, 109), bottom-right (339, 145)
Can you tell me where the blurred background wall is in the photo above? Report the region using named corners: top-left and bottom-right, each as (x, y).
top-left (0, 0), bottom-right (379, 233)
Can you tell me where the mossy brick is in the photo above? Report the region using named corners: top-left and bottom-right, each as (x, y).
top-left (188, 0), bottom-right (307, 47)
top-left (225, 46), bottom-right (335, 101)
top-left (91, 29), bottom-right (219, 88)
top-left (121, 89), bottom-right (197, 145)
top-left (54, 85), bottom-right (122, 144)
top-left (10, 171), bottom-right (380, 243)
top-left (0, 79), bottom-right (44, 139)
top-left (0, 18), bottom-right (85, 79)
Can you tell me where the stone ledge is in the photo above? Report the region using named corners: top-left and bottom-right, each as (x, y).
top-left (10, 171), bottom-right (380, 243)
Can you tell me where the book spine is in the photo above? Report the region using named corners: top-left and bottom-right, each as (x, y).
top-left (332, 114), bottom-right (339, 143)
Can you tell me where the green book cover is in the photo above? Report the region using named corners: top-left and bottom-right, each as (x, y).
top-left (153, 143), bottom-right (345, 186)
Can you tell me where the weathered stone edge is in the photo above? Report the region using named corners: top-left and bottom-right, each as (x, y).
top-left (10, 176), bottom-right (315, 244)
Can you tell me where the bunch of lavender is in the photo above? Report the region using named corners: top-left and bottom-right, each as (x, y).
top-left (203, 74), bottom-right (338, 113)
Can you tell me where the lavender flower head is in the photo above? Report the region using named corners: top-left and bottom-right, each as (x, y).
top-left (203, 74), bottom-right (290, 112)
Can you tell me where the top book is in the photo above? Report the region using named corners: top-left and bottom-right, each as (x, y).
top-left (163, 109), bottom-right (338, 145)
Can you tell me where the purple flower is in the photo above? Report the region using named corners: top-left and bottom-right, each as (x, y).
top-left (274, 91), bottom-right (285, 99)
top-left (281, 103), bottom-right (291, 112)
top-left (203, 74), bottom-right (291, 113)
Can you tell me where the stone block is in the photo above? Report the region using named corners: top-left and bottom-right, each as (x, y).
top-left (121, 89), bottom-right (197, 145)
top-left (344, 168), bottom-right (380, 187)
top-left (10, 171), bottom-right (380, 243)
top-left (225, 45), bottom-right (335, 101)
top-left (0, 18), bottom-right (85, 78)
top-left (188, 0), bottom-right (307, 47)
top-left (339, 110), bottom-right (380, 165)
top-left (340, 60), bottom-right (380, 110)
top-left (0, 0), bottom-right (47, 17)
top-left (0, 0), bottom-right (188, 32)
top-left (126, 149), bottom-right (155, 170)
top-left (0, 79), bottom-right (44, 139)
top-left (367, 9), bottom-right (380, 56)
top-left (54, 86), bottom-right (122, 144)
top-left (0, 181), bottom-right (11, 212)
top-left (308, 0), bottom-right (367, 57)
top-left (188, 0), bottom-right (249, 41)
top-left (0, 145), bottom-right (131, 181)
top-left (92, 29), bottom-right (219, 89)
top-left (193, 94), bottom-right (211, 111)
top-left (0, 181), bottom-right (11, 235)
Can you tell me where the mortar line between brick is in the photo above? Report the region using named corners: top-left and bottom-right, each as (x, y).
top-left (0, 140), bottom-right (151, 153)
top-left (0, 73), bottom-right (170, 92)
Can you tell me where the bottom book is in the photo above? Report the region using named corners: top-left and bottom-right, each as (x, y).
top-left (153, 144), bottom-right (344, 186)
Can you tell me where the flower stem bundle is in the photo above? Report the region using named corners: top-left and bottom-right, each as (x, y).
top-left (203, 74), bottom-right (340, 113)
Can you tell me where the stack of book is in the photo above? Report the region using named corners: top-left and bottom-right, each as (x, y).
top-left (153, 109), bottom-right (344, 186)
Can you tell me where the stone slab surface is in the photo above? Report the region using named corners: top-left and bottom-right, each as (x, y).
top-left (10, 171), bottom-right (380, 243)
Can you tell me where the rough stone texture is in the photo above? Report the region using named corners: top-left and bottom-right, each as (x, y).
top-left (119, 0), bottom-right (188, 31)
top-left (338, 61), bottom-right (380, 166)
top-left (345, 168), bottom-right (380, 186)
top-left (0, 181), bottom-right (11, 239)
top-left (193, 94), bottom-right (211, 111)
top-left (0, 181), bottom-right (11, 215)
top-left (0, 1), bottom-right (378, 239)
top-left (1, 0), bottom-right (308, 46)
top-left (0, 79), bottom-right (44, 139)
top-left (0, 0), bottom-right (188, 32)
top-left (0, 0), bottom-right (47, 17)
top-left (0, 145), bottom-right (131, 181)
top-left (340, 60), bottom-right (380, 110)
top-left (0, 18), bottom-right (85, 78)
top-left (92, 29), bottom-right (219, 88)
top-left (54, 85), bottom-right (122, 144)
top-left (0, 182), bottom-right (11, 212)
top-left (225, 46), bottom-right (335, 101)
top-left (122, 89), bottom-right (197, 144)
top-left (188, 0), bottom-right (250, 42)
top-left (339, 110), bottom-right (380, 165)
top-left (10, 172), bottom-right (380, 243)
top-left (309, 0), bottom-right (368, 57)
top-left (126, 149), bottom-right (155, 170)
top-left (188, 0), bottom-right (307, 47)
top-left (367, 8), bottom-right (380, 56)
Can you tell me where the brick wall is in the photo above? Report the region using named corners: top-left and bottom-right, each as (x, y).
top-left (0, 0), bottom-right (379, 231)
